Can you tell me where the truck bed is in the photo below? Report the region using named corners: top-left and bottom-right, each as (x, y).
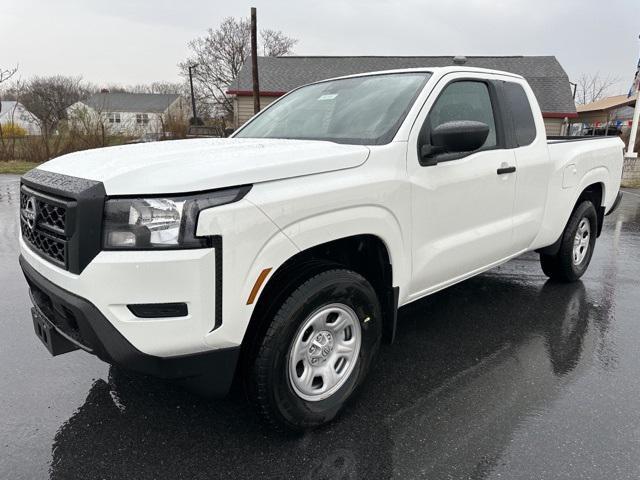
top-left (547, 136), bottom-right (620, 143)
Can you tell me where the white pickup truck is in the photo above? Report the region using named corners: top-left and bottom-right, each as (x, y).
top-left (19, 67), bottom-right (624, 431)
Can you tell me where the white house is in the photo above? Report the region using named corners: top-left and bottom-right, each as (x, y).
top-left (0, 101), bottom-right (41, 135)
top-left (67, 92), bottom-right (187, 136)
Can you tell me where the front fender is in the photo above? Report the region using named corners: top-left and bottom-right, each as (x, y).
top-left (276, 205), bottom-right (409, 303)
top-left (196, 199), bottom-right (299, 348)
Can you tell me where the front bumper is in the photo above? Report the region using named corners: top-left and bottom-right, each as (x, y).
top-left (20, 255), bottom-right (239, 397)
top-left (20, 234), bottom-right (226, 356)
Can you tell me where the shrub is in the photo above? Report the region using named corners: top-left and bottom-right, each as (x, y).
top-left (0, 123), bottom-right (27, 138)
top-left (162, 113), bottom-right (189, 139)
top-left (0, 131), bottom-right (133, 163)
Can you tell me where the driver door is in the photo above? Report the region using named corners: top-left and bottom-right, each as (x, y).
top-left (406, 74), bottom-right (518, 300)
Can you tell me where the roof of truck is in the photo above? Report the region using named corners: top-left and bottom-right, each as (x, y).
top-left (228, 56), bottom-right (576, 116)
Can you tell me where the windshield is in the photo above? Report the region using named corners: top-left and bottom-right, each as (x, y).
top-left (234, 72), bottom-right (431, 145)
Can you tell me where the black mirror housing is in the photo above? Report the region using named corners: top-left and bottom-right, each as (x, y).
top-left (430, 120), bottom-right (490, 154)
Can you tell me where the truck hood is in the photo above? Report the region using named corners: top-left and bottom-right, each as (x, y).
top-left (37, 138), bottom-right (370, 195)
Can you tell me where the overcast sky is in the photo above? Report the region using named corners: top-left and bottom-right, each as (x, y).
top-left (2, 0), bottom-right (639, 93)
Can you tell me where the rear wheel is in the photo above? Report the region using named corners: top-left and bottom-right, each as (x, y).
top-left (539, 200), bottom-right (597, 282)
top-left (246, 268), bottom-right (382, 432)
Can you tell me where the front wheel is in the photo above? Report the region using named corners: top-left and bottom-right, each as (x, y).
top-left (540, 200), bottom-right (598, 282)
top-left (246, 268), bottom-right (382, 432)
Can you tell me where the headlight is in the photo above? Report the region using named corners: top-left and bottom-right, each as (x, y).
top-left (102, 186), bottom-right (251, 249)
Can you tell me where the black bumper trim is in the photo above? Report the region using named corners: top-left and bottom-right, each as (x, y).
top-left (20, 255), bottom-right (239, 397)
top-left (127, 302), bottom-right (188, 318)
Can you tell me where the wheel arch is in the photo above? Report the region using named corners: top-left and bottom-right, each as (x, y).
top-left (578, 181), bottom-right (605, 236)
top-left (238, 234), bottom-right (399, 374)
top-left (537, 180), bottom-right (606, 255)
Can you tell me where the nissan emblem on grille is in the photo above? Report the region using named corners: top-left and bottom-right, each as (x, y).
top-left (22, 196), bottom-right (37, 231)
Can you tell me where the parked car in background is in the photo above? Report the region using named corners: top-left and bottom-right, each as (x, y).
top-left (19, 67), bottom-right (624, 431)
top-left (582, 126), bottom-right (623, 136)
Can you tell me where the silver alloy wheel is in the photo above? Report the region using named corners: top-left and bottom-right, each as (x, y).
top-left (288, 303), bottom-right (362, 402)
top-left (572, 217), bottom-right (591, 265)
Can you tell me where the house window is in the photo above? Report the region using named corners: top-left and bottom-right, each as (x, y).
top-left (107, 112), bottom-right (121, 124)
top-left (136, 114), bottom-right (149, 125)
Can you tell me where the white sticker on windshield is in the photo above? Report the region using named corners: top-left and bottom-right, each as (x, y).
top-left (318, 94), bottom-right (338, 101)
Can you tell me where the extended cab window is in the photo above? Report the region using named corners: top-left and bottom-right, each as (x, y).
top-left (503, 82), bottom-right (537, 146)
top-left (428, 81), bottom-right (497, 149)
top-left (234, 72), bottom-right (431, 145)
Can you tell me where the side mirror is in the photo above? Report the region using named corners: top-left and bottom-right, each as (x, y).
top-left (421, 120), bottom-right (490, 163)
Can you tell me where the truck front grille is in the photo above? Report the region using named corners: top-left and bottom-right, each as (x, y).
top-left (39, 202), bottom-right (66, 232)
top-left (20, 187), bottom-right (70, 268)
top-left (20, 170), bottom-right (106, 274)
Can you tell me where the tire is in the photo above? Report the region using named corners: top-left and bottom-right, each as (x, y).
top-left (539, 200), bottom-right (598, 282)
top-left (246, 268), bottom-right (382, 432)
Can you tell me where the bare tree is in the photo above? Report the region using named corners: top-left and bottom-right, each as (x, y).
top-left (0, 65), bottom-right (17, 85)
top-left (0, 65), bottom-right (18, 115)
top-left (0, 67), bottom-right (20, 160)
top-left (179, 16), bottom-right (297, 117)
top-left (575, 73), bottom-right (621, 105)
top-left (19, 76), bottom-right (90, 156)
top-left (21, 76), bottom-right (90, 130)
top-left (261, 29), bottom-right (298, 56)
top-left (124, 81), bottom-right (188, 95)
top-left (99, 84), bottom-right (129, 94)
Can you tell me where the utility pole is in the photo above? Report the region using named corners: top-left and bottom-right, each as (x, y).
top-left (251, 7), bottom-right (261, 114)
top-left (627, 34), bottom-right (640, 157)
top-left (188, 64), bottom-right (199, 125)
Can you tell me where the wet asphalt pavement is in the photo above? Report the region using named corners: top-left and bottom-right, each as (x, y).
top-left (1, 173), bottom-right (640, 479)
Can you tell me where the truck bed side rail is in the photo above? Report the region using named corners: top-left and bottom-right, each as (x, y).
top-left (547, 136), bottom-right (619, 143)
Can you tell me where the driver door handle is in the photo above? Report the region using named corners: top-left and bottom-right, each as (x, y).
top-left (497, 166), bottom-right (516, 175)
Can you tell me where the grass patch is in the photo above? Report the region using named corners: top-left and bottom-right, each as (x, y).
top-left (0, 161), bottom-right (41, 175)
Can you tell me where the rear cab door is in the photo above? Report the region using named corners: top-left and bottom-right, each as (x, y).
top-left (405, 71), bottom-right (520, 300)
top-left (498, 79), bottom-right (551, 251)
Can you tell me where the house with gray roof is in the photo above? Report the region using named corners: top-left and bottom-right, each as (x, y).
top-left (67, 92), bottom-right (187, 136)
top-left (228, 56), bottom-right (577, 135)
